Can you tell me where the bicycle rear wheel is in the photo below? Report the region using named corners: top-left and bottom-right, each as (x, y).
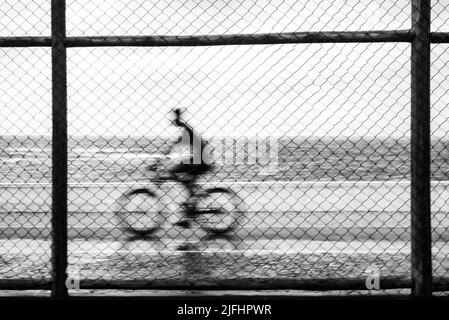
top-left (196, 187), bottom-right (243, 234)
top-left (114, 188), bottom-right (163, 236)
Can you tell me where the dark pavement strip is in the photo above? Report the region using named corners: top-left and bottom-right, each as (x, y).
top-left (2, 225), bottom-right (449, 241)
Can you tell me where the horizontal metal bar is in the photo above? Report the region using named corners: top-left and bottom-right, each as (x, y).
top-left (0, 37), bottom-right (51, 47)
top-left (64, 30), bottom-right (415, 47)
top-left (75, 277), bottom-right (416, 290)
top-left (0, 277), bottom-right (448, 292)
top-left (0, 279), bottom-right (51, 290)
top-left (0, 30), bottom-right (415, 48)
top-left (431, 32), bottom-right (449, 43)
top-left (1, 31), bottom-right (448, 48)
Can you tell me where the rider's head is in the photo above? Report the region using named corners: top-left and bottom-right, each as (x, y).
top-left (172, 108), bottom-right (183, 127)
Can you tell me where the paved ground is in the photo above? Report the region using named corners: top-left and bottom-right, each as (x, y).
top-left (2, 181), bottom-right (449, 214)
top-left (1, 238), bottom-right (449, 282)
top-left (1, 210), bottom-right (449, 242)
top-left (1, 181), bottom-right (448, 241)
top-left (0, 181), bottom-right (448, 294)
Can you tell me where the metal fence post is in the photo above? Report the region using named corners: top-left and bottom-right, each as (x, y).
top-left (411, 0), bottom-right (432, 298)
top-left (51, 0), bottom-right (68, 299)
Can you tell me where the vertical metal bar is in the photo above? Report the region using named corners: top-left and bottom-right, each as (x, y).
top-left (51, 0), bottom-right (68, 299)
top-left (411, 0), bottom-right (432, 298)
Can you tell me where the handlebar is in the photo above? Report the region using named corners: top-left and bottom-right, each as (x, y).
top-left (146, 163), bottom-right (158, 172)
top-left (146, 155), bottom-right (166, 172)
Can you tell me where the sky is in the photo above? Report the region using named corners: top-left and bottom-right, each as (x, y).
top-left (0, 0), bottom-right (448, 138)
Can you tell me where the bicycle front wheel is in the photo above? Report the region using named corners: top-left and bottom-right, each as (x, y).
top-left (196, 187), bottom-right (244, 234)
top-left (114, 188), bottom-right (163, 237)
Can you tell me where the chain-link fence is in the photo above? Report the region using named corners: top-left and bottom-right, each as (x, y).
top-left (0, 0), bottom-right (447, 297)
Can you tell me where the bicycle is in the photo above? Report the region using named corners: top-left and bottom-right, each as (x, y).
top-left (114, 154), bottom-right (244, 238)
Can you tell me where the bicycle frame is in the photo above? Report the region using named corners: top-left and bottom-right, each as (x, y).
top-left (115, 160), bottom-right (244, 237)
top-left (148, 163), bottom-right (205, 218)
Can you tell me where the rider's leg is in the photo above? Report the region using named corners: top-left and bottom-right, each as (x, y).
top-left (173, 169), bottom-right (197, 228)
top-left (173, 164), bottom-right (209, 227)
top-left (184, 173), bottom-right (200, 216)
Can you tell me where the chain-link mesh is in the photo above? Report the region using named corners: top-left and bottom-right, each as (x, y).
top-left (62, 42), bottom-right (413, 287)
top-left (0, 0), bottom-right (50, 37)
top-left (0, 48), bottom-right (52, 283)
top-left (0, 0), bottom-right (447, 296)
top-left (431, 41), bottom-right (449, 289)
top-left (432, 0), bottom-right (449, 32)
top-left (66, 0), bottom-right (410, 36)
top-left (431, 0), bottom-right (449, 295)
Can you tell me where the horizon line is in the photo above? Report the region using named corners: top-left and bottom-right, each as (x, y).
top-left (0, 134), bottom-right (425, 140)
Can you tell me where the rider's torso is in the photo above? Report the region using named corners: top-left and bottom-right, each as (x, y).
top-left (173, 128), bottom-right (212, 165)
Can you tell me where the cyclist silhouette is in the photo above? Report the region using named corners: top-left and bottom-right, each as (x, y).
top-left (116, 109), bottom-right (241, 240)
top-left (164, 108), bottom-right (214, 227)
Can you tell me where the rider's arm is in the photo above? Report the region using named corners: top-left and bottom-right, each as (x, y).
top-left (178, 120), bottom-right (208, 164)
top-left (178, 120), bottom-right (194, 141)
